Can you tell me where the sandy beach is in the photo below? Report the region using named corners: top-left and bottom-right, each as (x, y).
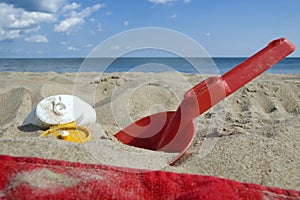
top-left (0, 71), bottom-right (299, 190)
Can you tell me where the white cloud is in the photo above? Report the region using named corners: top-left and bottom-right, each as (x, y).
top-left (54, 3), bottom-right (104, 33)
top-left (34, 0), bottom-right (65, 13)
top-left (0, 3), bottom-right (55, 29)
top-left (61, 2), bottom-right (80, 13)
top-left (25, 35), bottom-right (48, 43)
top-left (10, 12), bottom-right (55, 29)
top-left (184, 0), bottom-right (191, 3)
top-left (0, 2), bottom-right (55, 41)
top-left (0, 27), bottom-right (20, 41)
top-left (23, 26), bottom-right (41, 34)
top-left (67, 46), bottom-right (77, 51)
top-left (171, 14), bottom-right (177, 18)
top-left (106, 11), bottom-right (112, 16)
top-left (149, 0), bottom-right (177, 4)
top-left (76, 4), bottom-right (103, 18)
top-left (1, 0), bottom-right (65, 13)
top-left (54, 17), bottom-right (84, 32)
top-left (0, 1), bottom-right (104, 42)
top-left (205, 32), bottom-right (211, 37)
top-left (124, 20), bottom-right (129, 26)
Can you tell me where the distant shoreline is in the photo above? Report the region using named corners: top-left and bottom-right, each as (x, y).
top-left (0, 57), bottom-right (299, 74)
top-left (0, 56), bottom-right (299, 59)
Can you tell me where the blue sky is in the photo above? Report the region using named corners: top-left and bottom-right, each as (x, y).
top-left (0, 0), bottom-right (299, 58)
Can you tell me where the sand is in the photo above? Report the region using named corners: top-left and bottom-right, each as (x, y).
top-left (0, 72), bottom-right (299, 190)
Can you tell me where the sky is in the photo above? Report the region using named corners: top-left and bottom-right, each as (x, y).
top-left (0, 0), bottom-right (299, 58)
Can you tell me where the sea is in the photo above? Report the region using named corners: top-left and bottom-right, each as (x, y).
top-left (0, 57), bottom-right (299, 74)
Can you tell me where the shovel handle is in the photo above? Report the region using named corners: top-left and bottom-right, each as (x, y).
top-left (182, 38), bottom-right (295, 119)
top-left (221, 38), bottom-right (295, 96)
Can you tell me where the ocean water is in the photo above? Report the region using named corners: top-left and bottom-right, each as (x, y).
top-left (0, 57), bottom-right (299, 74)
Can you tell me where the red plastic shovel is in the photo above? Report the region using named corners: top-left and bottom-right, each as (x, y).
top-left (114, 38), bottom-right (295, 164)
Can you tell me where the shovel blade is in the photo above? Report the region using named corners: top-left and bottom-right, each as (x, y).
top-left (114, 111), bottom-right (196, 162)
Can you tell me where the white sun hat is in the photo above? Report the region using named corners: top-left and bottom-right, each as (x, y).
top-left (23, 94), bottom-right (96, 128)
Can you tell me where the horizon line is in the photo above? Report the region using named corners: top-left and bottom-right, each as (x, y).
top-left (0, 56), bottom-right (299, 59)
